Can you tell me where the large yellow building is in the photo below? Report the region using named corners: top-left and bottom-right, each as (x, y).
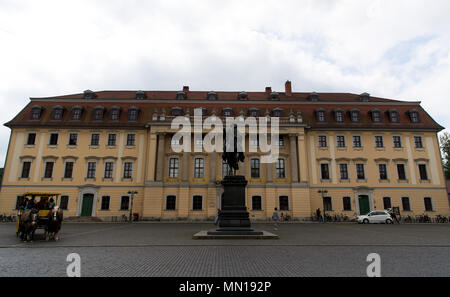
top-left (0, 82), bottom-right (449, 220)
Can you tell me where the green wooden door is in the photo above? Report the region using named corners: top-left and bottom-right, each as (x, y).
top-left (81, 194), bottom-right (94, 216)
top-left (359, 195), bottom-right (370, 215)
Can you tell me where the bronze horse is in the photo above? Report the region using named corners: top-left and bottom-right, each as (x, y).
top-left (45, 206), bottom-right (63, 241)
top-left (19, 209), bottom-right (39, 242)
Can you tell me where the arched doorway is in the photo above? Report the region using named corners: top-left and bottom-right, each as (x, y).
top-left (81, 193), bottom-right (94, 216)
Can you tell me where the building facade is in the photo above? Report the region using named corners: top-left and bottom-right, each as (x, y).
top-left (0, 82), bottom-right (449, 220)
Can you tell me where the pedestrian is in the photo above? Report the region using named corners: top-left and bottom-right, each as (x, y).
top-left (316, 208), bottom-right (322, 222)
top-left (272, 207), bottom-right (279, 230)
top-left (214, 208), bottom-right (220, 226)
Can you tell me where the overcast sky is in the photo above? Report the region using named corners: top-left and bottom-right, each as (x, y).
top-left (0, 0), bottom-right (449, 166)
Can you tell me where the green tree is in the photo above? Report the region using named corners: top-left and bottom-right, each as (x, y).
top-left (439, 132), bottom-right (450, 180)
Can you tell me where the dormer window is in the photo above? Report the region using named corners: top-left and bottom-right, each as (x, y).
top-left (51, 106), bottom-right (64, 120)
top-left (128, 107), bottom-right (139, 121)
top-left (248, 108), bottom-right (260, 117)
top-left (207, 92), bottom-right (218, 101)
top-left (316, 109), bottom-right (326, 122)
top-left (371, 110), bottom-right (381, 123)
top-left (308, 92), bottom-right (319, 102)
top-left (171, 107), bottom-right (183, 117)
top-left (334, 109), bottom-right (345, 123)
top-left (350, 109), bottom-right (360, 123)
top-left (389, 110), bottom-right (400, 123)
top-left (269, 92), bottom-right (280, 101)
top-left (222, 108), bottom-right (233, 117)
top-left (30, 106), bottom-right (42, 120)
top-left (409, 110), bottom-right (420, 123)
top-left (176, 91), bottom-right (187, 100)
top-left (272, 108), bottom-right (283, 118)
top-left (135, 90), bottom-right (147, 100)
top-left (71, 107), bottom-right (83, 121)
top-left (83, 90), bottom-right (96, 99)
top-left (359, 92), bottom-right (370, 102)
top-left (238, 92), bottom-right (248, 101)
top-left (110, 107), bottom-right (121, 121)
top-left (93, 107), bottom-right (105, 121)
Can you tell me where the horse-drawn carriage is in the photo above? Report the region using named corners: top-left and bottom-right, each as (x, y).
top-left (16, 192), bottom-right (64, 242)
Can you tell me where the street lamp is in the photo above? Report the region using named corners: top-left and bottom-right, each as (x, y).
top-left (318, 189), bottom-right (328, 223)
top-left (128, 191), bottom-right (138, 223)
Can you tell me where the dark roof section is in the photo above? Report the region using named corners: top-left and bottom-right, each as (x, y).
top-left (29, 90), bottom-right (410, 103)
top-left (4, 89), bottom-right (444, 131)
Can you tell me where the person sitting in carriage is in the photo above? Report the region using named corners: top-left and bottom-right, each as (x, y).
top-left (25, 197), bottom-right (37, 210)
top-left (48, 198), bottom-right (56, 210)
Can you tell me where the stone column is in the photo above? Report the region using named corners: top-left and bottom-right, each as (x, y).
top-left (182, 152), bottom-right (189, 182)
top-left (147, 132), bottom-right (158, 182)
top-left (289, 134), bottom-right (299, 183)
top-left (266, 160), bottom-right (273, 182)
top-left (155, 133), bottom-right (166, 181)
top-left (210, 152), bottom-right (217, 182)
top-left (297, 133), bottom-right (308, 183)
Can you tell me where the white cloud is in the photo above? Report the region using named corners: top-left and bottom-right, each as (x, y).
top-left (0, 0), bottom-right (449, 166)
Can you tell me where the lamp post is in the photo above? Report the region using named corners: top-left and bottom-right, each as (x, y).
top-left (128, 191), bottom-right (138, 223)
top-left (318, 189), bottom-right (328, 223)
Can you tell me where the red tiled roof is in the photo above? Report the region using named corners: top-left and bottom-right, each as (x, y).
top-left (4, 90), bottom-right (444, 131)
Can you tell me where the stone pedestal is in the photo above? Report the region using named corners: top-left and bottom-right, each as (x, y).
top-left (207, 175), bottom-right (263, 235)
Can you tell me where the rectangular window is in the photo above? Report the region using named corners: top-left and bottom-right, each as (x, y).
top-left (383, 197), bottom-right (392, 210)
top-left (21, 161), bottom-right (31, 179)
top-left (251, 159), bottom-right (260, 178)
top-left (378, 164), bottom-right (388, 180)
top-left (107, 134), bottom-right (117, 146)
top-left (276, 158), bottom-right (286, 178)
top-left (126, 134), bottom-right (136, 146)
top-left (192, 195), bottom-right (203, 211)
top-left (277, 137), bottom-right (285, 147)
top-left (49, 133), bottom-right (59, 145)
top-left (419, 164), bottom-right (428, 180)
top-left (323, 197), bottom-right (332, 211)
top-left (123, 162), bottom-right (133, 179)
top-left (321, 163), bottom-right (330, 180)
top-left (336, 135), bottom-right (346, 148)
top-left (90, 133), bottom-right (100, 146)
top-left (402, 197), bottom-right (411, 211)
top-left (414, 136), bottom-right (423, 149)
top-left (424, 197), bottom-right (433, 212)
top-left (44, 162), bottom-right (54, 178)
top-left (339, 164), bottom-right (348, 180)
top-left (64, 162), bottom-right (74, 179)
top-left (397, 164), bottom-right (406, 180)
top-left (353, 136), bottom-right (362, 148)
top-left (120, 196), bottom-right (130, 210)
top-left (128, 109), bottom-right (138, 121)
top-left (110, 109), bottom-right (120, 121)
top-left (169, 158), bottom-right (179, 178)
top-left (279, 196), bottom-right (289, 211)
top-left (356, 164), bottom-right (365, 180)
top-left (252, 196), bottom-right (262, 211)
top-left (15, 196), bottom-right (25, 210)
top-left (104, 162), bottom-right (114, 179)
top-left (375, 136), bottom-right (384, 148)
top-left (166, 195), bottom-right (176, 210)
top-left (393, 136), bottom-right (402, 148)
top-left (71, 108), bottom-right (82, 120)
top-left (87, 162), bottom-right (96, 178)
top-left (317, 111), bottom-right (326, 122)
top-left (101, 196), bottom-right (110, 210)
top-left (60, 195), bottom-right (69, 210)
top-left (318, 136), bottom-right (327, 148)
top-left (194, 158), bottom-right (204, 178)
top-left (68, 133), bottom-right (78, 146)
top-left (343, 197), bottom-right (352, 211)
top-left (27, 133), bottom-right (36, 145)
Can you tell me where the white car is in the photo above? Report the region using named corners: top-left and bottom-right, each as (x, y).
top-left (357, 210), bottom-right (393, 224)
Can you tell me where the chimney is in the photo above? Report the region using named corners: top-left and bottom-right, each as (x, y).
top-left (285, 80), bottom-right (292, 96)
top-left (265, 86), bottom-right (272, 93)
top-left (183, 86), bottom-right (189, 93)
